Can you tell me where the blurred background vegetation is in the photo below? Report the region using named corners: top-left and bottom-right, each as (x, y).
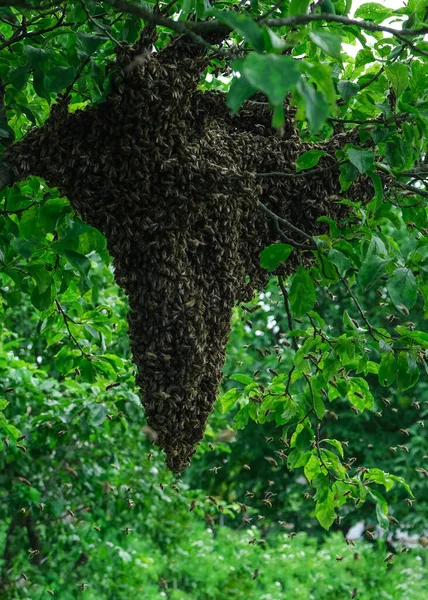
top-left (0, 234), bottom-right (426, 599)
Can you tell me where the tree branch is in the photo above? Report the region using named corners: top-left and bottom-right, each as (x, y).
top-left (105, 2), bottom-right (428, 56)
top-left (257, 201), bottom-right (316, 245)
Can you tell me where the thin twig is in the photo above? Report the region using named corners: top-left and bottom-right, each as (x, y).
top-left (55, 300), bottom-right (91, 360)
top-left (80, 0), bottom-right (122, 47)
top-left (255, 160), bottom-right (345, 179)
top-left (257, 201), bottom-right (315, 245)
top-left (336, 268), bottom-right (389, 342)
top-left (278, 274), bottom-right (298, 351)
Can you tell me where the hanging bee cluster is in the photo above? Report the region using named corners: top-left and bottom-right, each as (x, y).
top-left (4, 34), bottom-right (371, 472)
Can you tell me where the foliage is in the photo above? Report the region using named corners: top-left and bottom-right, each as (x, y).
top-left (0, 0), bottom-right (427, 597)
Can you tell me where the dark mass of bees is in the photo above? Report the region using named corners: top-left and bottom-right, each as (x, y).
top-left (4, 33), bottom-right (371, 472)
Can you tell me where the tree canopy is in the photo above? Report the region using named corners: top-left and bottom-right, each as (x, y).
top-left (0, 0), bottom-right (427, 598)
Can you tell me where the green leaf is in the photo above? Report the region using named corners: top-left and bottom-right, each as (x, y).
top-left (364, 468), bottom-right (394, 491)
top-left (296, 150), bottom-right (326, 172)
top-left (313, 393), bottom-right (325, 419)
top-left (262, 27), bottom-right (287, 53)
top-left (378, 352), bottom-right (397, 387)
top-left (328, 249), bottom-right (350, 276)
top-left (272, 103), bottom-right (284, 128)
top-left (23, 46), bottom-right (51, 68)
top-left (289, 267), bottom-right (316, 318)
top-left (385, 137), bottom-right (414, 172)
top-left (10, 237), bottom-right (37, 259)
top-left (389, 474), bottom-right (414, 498)
top-left (354, 2), bottom-right (394, 22)
top-left (0, 415), bottom-right (21, 441)
top-left (387, 268), bottom-right (418, 310)
top-left (397, 352), bottom-right (419, 392)
top-left (63, 250), bottom-right (91, 277)
top-left (347, 378), bottom-right (374, 410)
top-left (369, 490), bottom-right (390, 530)
top-left (358, 255), bottom-right (390, 291)
top-left (296, 79), bottom-right (329, 133)
top-left (227, 75), bottom-right (256, 113)
top-left (385, 63), bottom-right (409, 98)
top-left (39, 197), bottom-right (72, 231)
top-left (346, 147), bottom-right (374, 174)
top-left (55, 346), bottom-right (81, 375)
top-left (213, 11), bottom-right (265, 52)
top-left (242, 53), bottom-right (301, 106)
top-left (31, 283), bottom-right (54, 312)
top-left (309, 30), bottom-right (342, 61)
top-left (260, 243), bottom-right (293, 271)
top-left (289, 0), bottom-right (310, 15)
top-left (27, 265), bottom-right (52, 294)
top-left (220, 388), bottom-right (239, 413)
top-left (315, 490), bottom-right (336, 530)
top-left (323, 439), bottom-right (344, 458)
top-left (230, 374), bottom-right (253, 385)
top-left (0, 121), bottom-right (15, 141)
top-left (77, 32), bottom-right (107, 56)
top-left (369, 170), bottom-right (383, 207)
top-left (337, 80), bottom-right (360, 102)
top-left (304, 453), bottom-right (321, 482)
top-left (339, 162), bottom-right (357, 191)
top-left (44, 67), bottom-right (76, 93)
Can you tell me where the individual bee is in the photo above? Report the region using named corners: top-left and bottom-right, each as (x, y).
top-left (398, 445), bottom-right (409, 453)
top-left (77, 583), bottom-right (89, 591)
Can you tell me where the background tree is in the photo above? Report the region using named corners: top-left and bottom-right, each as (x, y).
top-left (0, 0), bottom-right (427, 598)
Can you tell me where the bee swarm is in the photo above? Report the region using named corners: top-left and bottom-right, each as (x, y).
top-left (4, 34), bottom-right (371, 472)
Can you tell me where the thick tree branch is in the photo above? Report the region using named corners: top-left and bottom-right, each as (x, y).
top-left (105, 1), bottom-right (428, 56)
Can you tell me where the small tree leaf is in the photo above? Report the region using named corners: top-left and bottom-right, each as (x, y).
top-left (310, 30), bottom-right (342, 60)
top-left (296, 150), bottom-right (326, 172)
top-left (346, 146), bottom-right (375, 173)
top-left (387, 267), bottom-right (418, 310)
top-left (289, 267), bottom-right (316, 317)
top-left (378, 352), bottom-right (397, 387)
top-left (242, 53), bottom-right (301, 106)
top-left (260, 243), bottom-right (293, 271)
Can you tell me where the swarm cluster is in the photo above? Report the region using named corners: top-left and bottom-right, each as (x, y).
top-left (5, 34), bottom-right (370, 472)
